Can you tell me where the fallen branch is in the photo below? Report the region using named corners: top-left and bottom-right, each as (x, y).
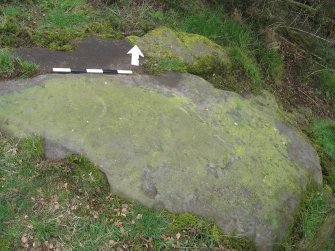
top-left (279, 26), bottom-right (335, 45)
top-left (284, 0), bottom-right (318, 14)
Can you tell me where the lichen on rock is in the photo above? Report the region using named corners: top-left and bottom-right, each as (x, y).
top-left (127, 26), bottom-right (230, 74)
top-left (0, 73), bottom-right (322, 250)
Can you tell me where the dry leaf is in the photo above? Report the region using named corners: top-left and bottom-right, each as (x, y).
top-left (120, 227), bottom-right (127, 236)
top-left (52, 195), bottom-right (58, 203)
top-left (176, 233), bottom-right (181, 240)
top-left (7, 147), bottom-right (17, 155)
top-left (52, 202), bottom-right (60, 212)
top-left (93, 211), bottom-right (99, 219)
top-left (70, 205), bottom-right (78, 211)
top-left (114, 220), bottom-right (123, 227)
top-left (108, 240), bottom-right (115, 245)
top-left (21, 235), bottom-right (28, 244)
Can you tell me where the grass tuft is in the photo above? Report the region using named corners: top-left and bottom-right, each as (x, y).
top-left (312, 118), bottom-right (335, 189)
top-left (0, 48), bottom-right (37, 78)
top-left (317, 70), bottom-right (335, 97)
top-left (19, 135), bottom-right (44, 162)
top-left (260, 48), bottom-right (284, 82)
top-left (229, 46), bottom-right (262, 89)
top-left (0, 48), bottom-right (14, 74)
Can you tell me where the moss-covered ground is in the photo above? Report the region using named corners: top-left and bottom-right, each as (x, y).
top-left (1, 0), bottom-right (335, 250)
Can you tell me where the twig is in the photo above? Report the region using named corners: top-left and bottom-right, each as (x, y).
top-left (279, 26), bottom-right (335, 45)
top-left (285, 0), bottom-right (318, 14)
top-left (298, 88), bottom-right (320, 107)
top-left (307, 69), bottom-right (324, 77)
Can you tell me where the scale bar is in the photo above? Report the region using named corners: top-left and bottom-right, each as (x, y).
top-left (53, 68), bottom-right (133, 75)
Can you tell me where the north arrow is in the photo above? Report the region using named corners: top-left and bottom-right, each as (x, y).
top-left (127, 45), bottom-right (144, 66)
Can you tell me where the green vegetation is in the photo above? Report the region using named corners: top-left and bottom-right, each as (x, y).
top-left (229, 46), bottom-right (261, 89)
top-left (317, 70), bottom-right (335, 98)
top-left (313, 118), bottom-right (335, 188)
top-left (0, 1), bottom-right (118, 50)
top-left (286, 118), bottom-right (335, 250)
top-left (164, 4), bottom-right (264, 90)
top-left (0, 48), bottom-right (37, 78)
top-left (260, 48), bottom-right (284, 83)
top-left (143, 57), bottom-right (187, 75)
top-left (294, 188), bottom-right (335, 251)
top-left (0, 134), bottom-right (255, 250)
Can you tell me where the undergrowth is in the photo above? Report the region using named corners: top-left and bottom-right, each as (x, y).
top-left (317, 70), bottom-right (335, 98)
top-left (286, 118), bottom-right (335, 250)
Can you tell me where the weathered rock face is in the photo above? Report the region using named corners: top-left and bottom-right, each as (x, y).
top-left (0, 73), bottom-right (322, 250)
top-left (128, 26), bottom-right (230, 65)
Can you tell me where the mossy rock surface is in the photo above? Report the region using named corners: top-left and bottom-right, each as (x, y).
top-left (0, 73), bottom-right (322, 250)
top-left (127, 26), bottom-right (230, 67)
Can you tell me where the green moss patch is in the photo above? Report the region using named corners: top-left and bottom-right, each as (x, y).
top-left (143, 57), bottom-right (187, 75)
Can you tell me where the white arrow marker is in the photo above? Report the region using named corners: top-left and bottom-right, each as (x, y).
top-left (127, 45), bottom-right (144, 66)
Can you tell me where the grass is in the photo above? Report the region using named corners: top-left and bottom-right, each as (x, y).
top-left (313, 118), bottom-right (335, 188)
top-left (228, 46), bottom-right (262, 88)
top-left (285, 117), bottom-right (335, 250)
top-left (143, 57), bottom-right (187, 75)
top-left (0, 133), bottom-right (255, 250)
top-left (317, 70), bottom-right (335, 98)
top-left (260, 48), bottom-right (284, 83)
top-left (0, 48), bottom-right (37, 78)
top-left (165, 4), bottom-right (263, 89)
top-left (37, 0), bottom-right (89, 29)
top-left (0, 48), bottom-right (13, 73)
top-left (295, 189), bottom-right (335, 251)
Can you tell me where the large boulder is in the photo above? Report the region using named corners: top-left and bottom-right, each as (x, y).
top-left (127, 26), bottom-right (230, 66)
top-left (0, 73), bottom-right (322, 250)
